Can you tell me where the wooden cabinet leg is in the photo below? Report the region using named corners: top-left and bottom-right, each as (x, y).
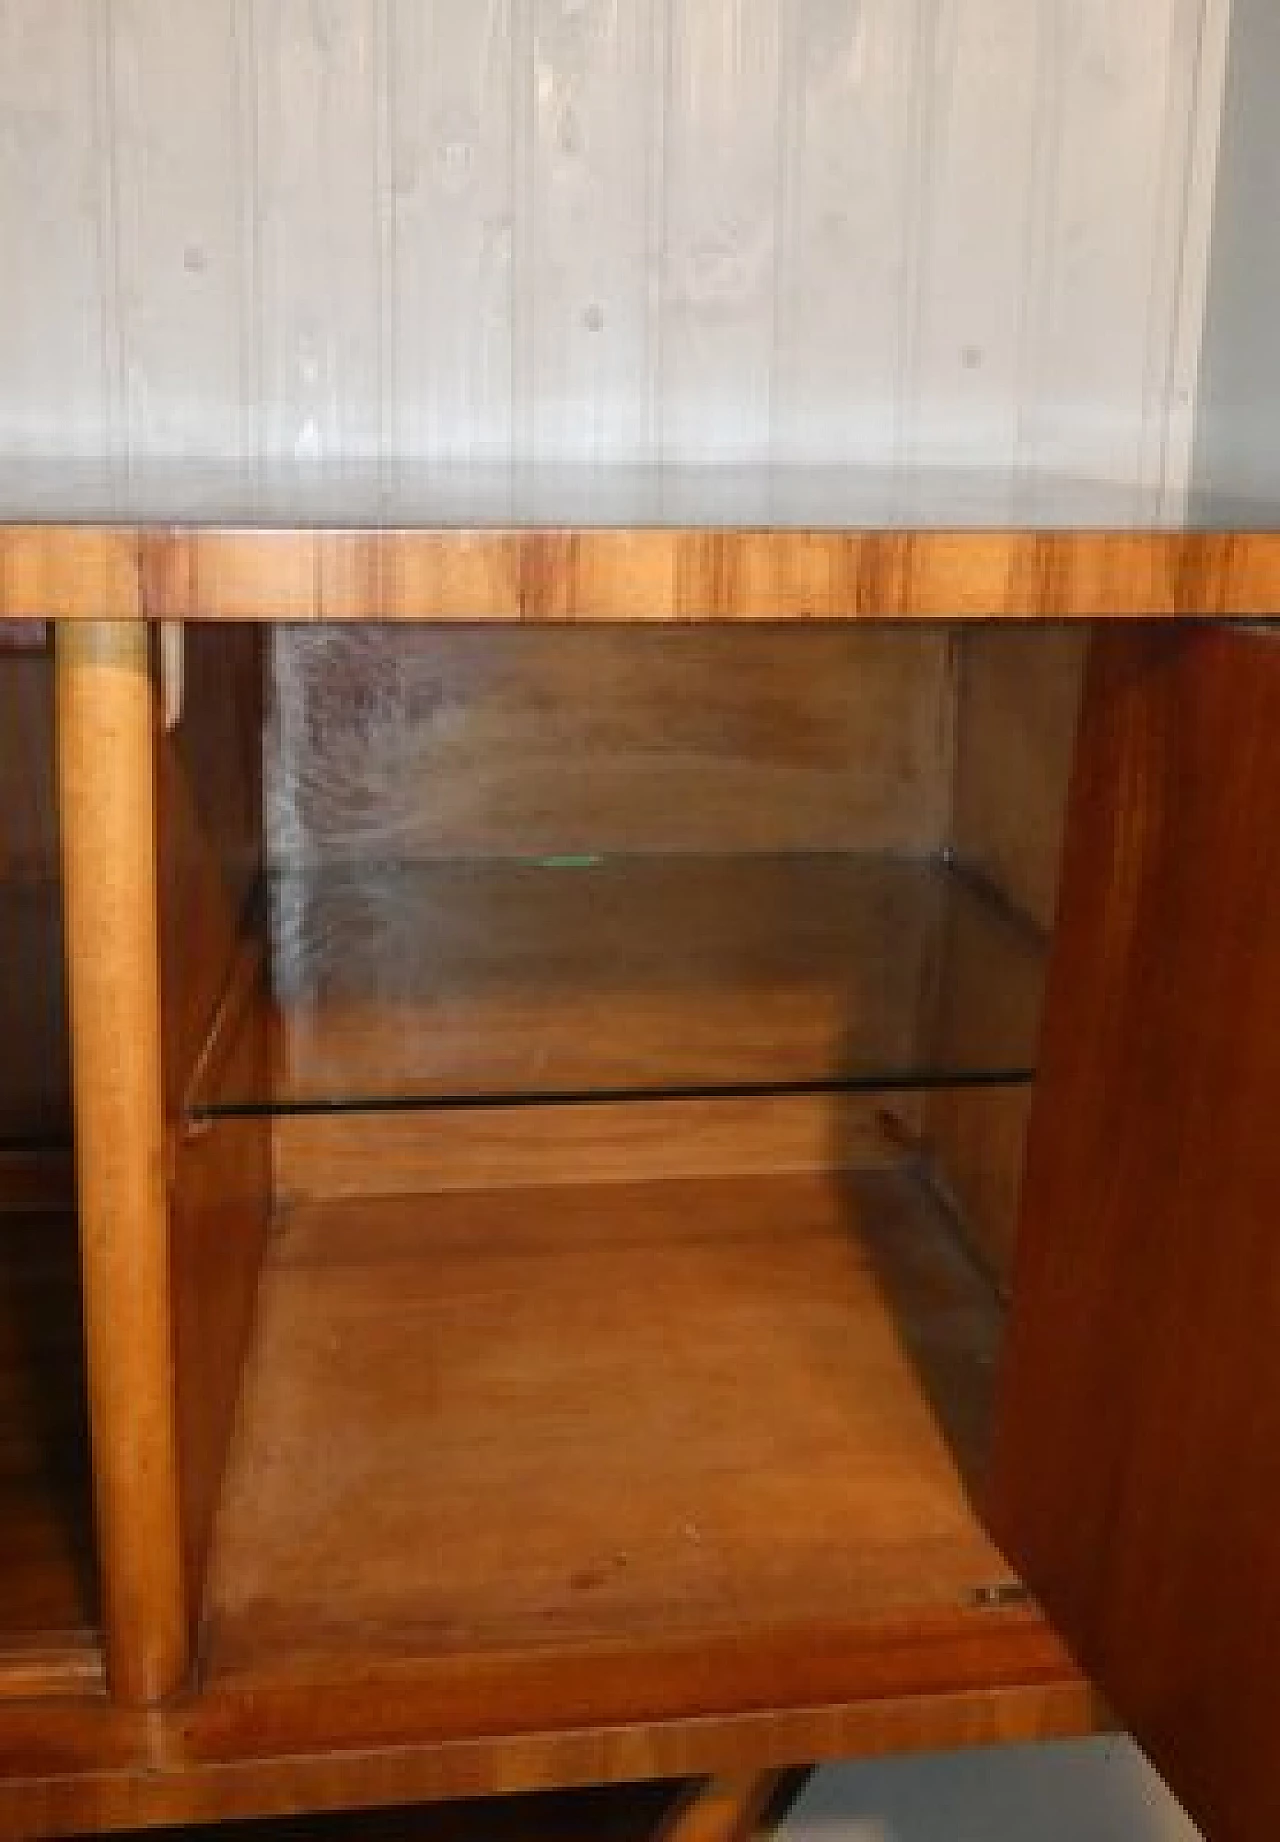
top-left (56, 621), bottom-right (187, 1704)
top-left (654, 1773), bottom-right (809, 1842)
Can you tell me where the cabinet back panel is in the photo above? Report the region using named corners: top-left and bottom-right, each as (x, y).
top-left (0, 640), bottom-right (69, 1145)
top-left (266, 625), bottom-right (956, 863)
top-left (0, 639), bottom-right (98, 1692)
top-left (924, 626), bottom-right (1087, 1286)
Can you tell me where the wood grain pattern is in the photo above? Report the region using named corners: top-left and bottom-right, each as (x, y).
top-left (272, 1093), bottom-right (921, 1203)
top-left (989, 625), bottom-right (1280, 1842)
top-left (0, 1676), bottom-right (1099, 1840)
top-left (1, 526), bottom-right (1279, 622)
top-left (54, 622), bottom-right (187, 1704)
top-left (0, 528), bottom-right (142, 621)
top-left (267, 624), bottom-right (954, 860)
top-left (206, 1170), bottom-right (1014, 1693)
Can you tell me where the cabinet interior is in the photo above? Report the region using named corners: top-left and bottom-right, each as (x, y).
top-left (157, 619), bottom-right (1088, 1715)
top-left (0, 631), bottom-right (100, 1697)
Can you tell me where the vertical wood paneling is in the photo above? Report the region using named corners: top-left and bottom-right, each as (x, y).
top-left (903, 0), bottom-right (1044, 474)
top-left (660, 0), bottom-right (783, 463)
top-left (1157, 0), bottom-right (1232, 513)
top-left (0, 0), bottom-right (1234, 494)
top-left (1016, 0), bottom-right (1208, 486)
top-left (0, 2), bottom-right (108, 454)
top-left (387, 0), bottom-right (515, 462)
top-left (522, 0), bottom-right (658, 462)
top-left (252, 0), bottom-right (383, 464)
top-left (771, 0), bottom-right (923, 472)
top-left (1189, 0), bottom-right (1279, 513)
top-left (110, 0), bottom-right (251, 460)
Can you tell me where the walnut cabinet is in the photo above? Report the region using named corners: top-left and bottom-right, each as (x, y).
top-left (1, 509), bottom-right (1278, 1840)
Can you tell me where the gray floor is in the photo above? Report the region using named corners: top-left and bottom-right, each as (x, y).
top-left (777, 1740), bottom-right (1201, 1841)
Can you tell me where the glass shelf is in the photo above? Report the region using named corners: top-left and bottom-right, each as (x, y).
top-left (0, 458), bottom-right (1183, 529)
top-left (190, 851), bottom-right (1046, 1121)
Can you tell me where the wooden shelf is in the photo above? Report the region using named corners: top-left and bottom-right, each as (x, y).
top-left (199, 1168), bottom-right (1067, 1746)
top-left (0, 1207), bottom-right (101, 1699)
top-left (197, 854), bottom-right (1045, 1118)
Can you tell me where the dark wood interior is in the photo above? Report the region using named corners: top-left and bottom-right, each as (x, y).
top-left (157, 625), bottom-right (273, 1630)
top-left (0, 1206), bottom-right (100, 1696)
top-left (72, 1778), bottom-right (694, 1842)
top-left (0, 635), bottom-right (100, 1696)
top-left (0, 612), bottom-right (1104, 1826)
top-left (0, 635), bottom-right (68, 1146)
top-left (171, 621), bottom-right (1088, 1743)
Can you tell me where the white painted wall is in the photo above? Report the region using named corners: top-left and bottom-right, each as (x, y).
top-left (0, 0), bottom-right (1230, 498)
top-left (781, 1742), bottom-right (1203, 1842)
top-left (1191, 0), bottom-right (1280, 510)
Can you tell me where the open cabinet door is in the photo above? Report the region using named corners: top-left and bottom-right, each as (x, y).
top-left (989, 624), bottom-right (1280, 1842)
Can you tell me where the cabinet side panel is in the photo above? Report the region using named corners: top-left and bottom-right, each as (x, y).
top-left (924, 627), bottom-right (1085, 1286)
top-left (948, 626), bottom-right (1086, 934)
top-left (990, 626), bottom-right (1280, 1842)
top-left (157, 625), bottom-right (270, 1625)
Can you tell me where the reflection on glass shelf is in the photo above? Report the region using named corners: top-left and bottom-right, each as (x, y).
top-left (0, 457), bottom-right (1187, 529)
top-left (192, 853), bottom-right (1045, 1120)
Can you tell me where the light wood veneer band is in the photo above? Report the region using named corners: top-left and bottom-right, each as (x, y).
top-left (3, 528), bottom-right (1280, 620)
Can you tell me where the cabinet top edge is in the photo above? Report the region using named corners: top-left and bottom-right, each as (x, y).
top-left (2, 470), bottom-right (1279, 621)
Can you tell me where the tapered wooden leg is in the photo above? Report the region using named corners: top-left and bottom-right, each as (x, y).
top-left (654, 1774), bottom-right (806, 1842)
top-left (56, 621), bottom-right (187, 1703)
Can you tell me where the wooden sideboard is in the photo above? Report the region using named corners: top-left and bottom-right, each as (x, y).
top-left (1, 501), bottom-right (1277, 1840)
